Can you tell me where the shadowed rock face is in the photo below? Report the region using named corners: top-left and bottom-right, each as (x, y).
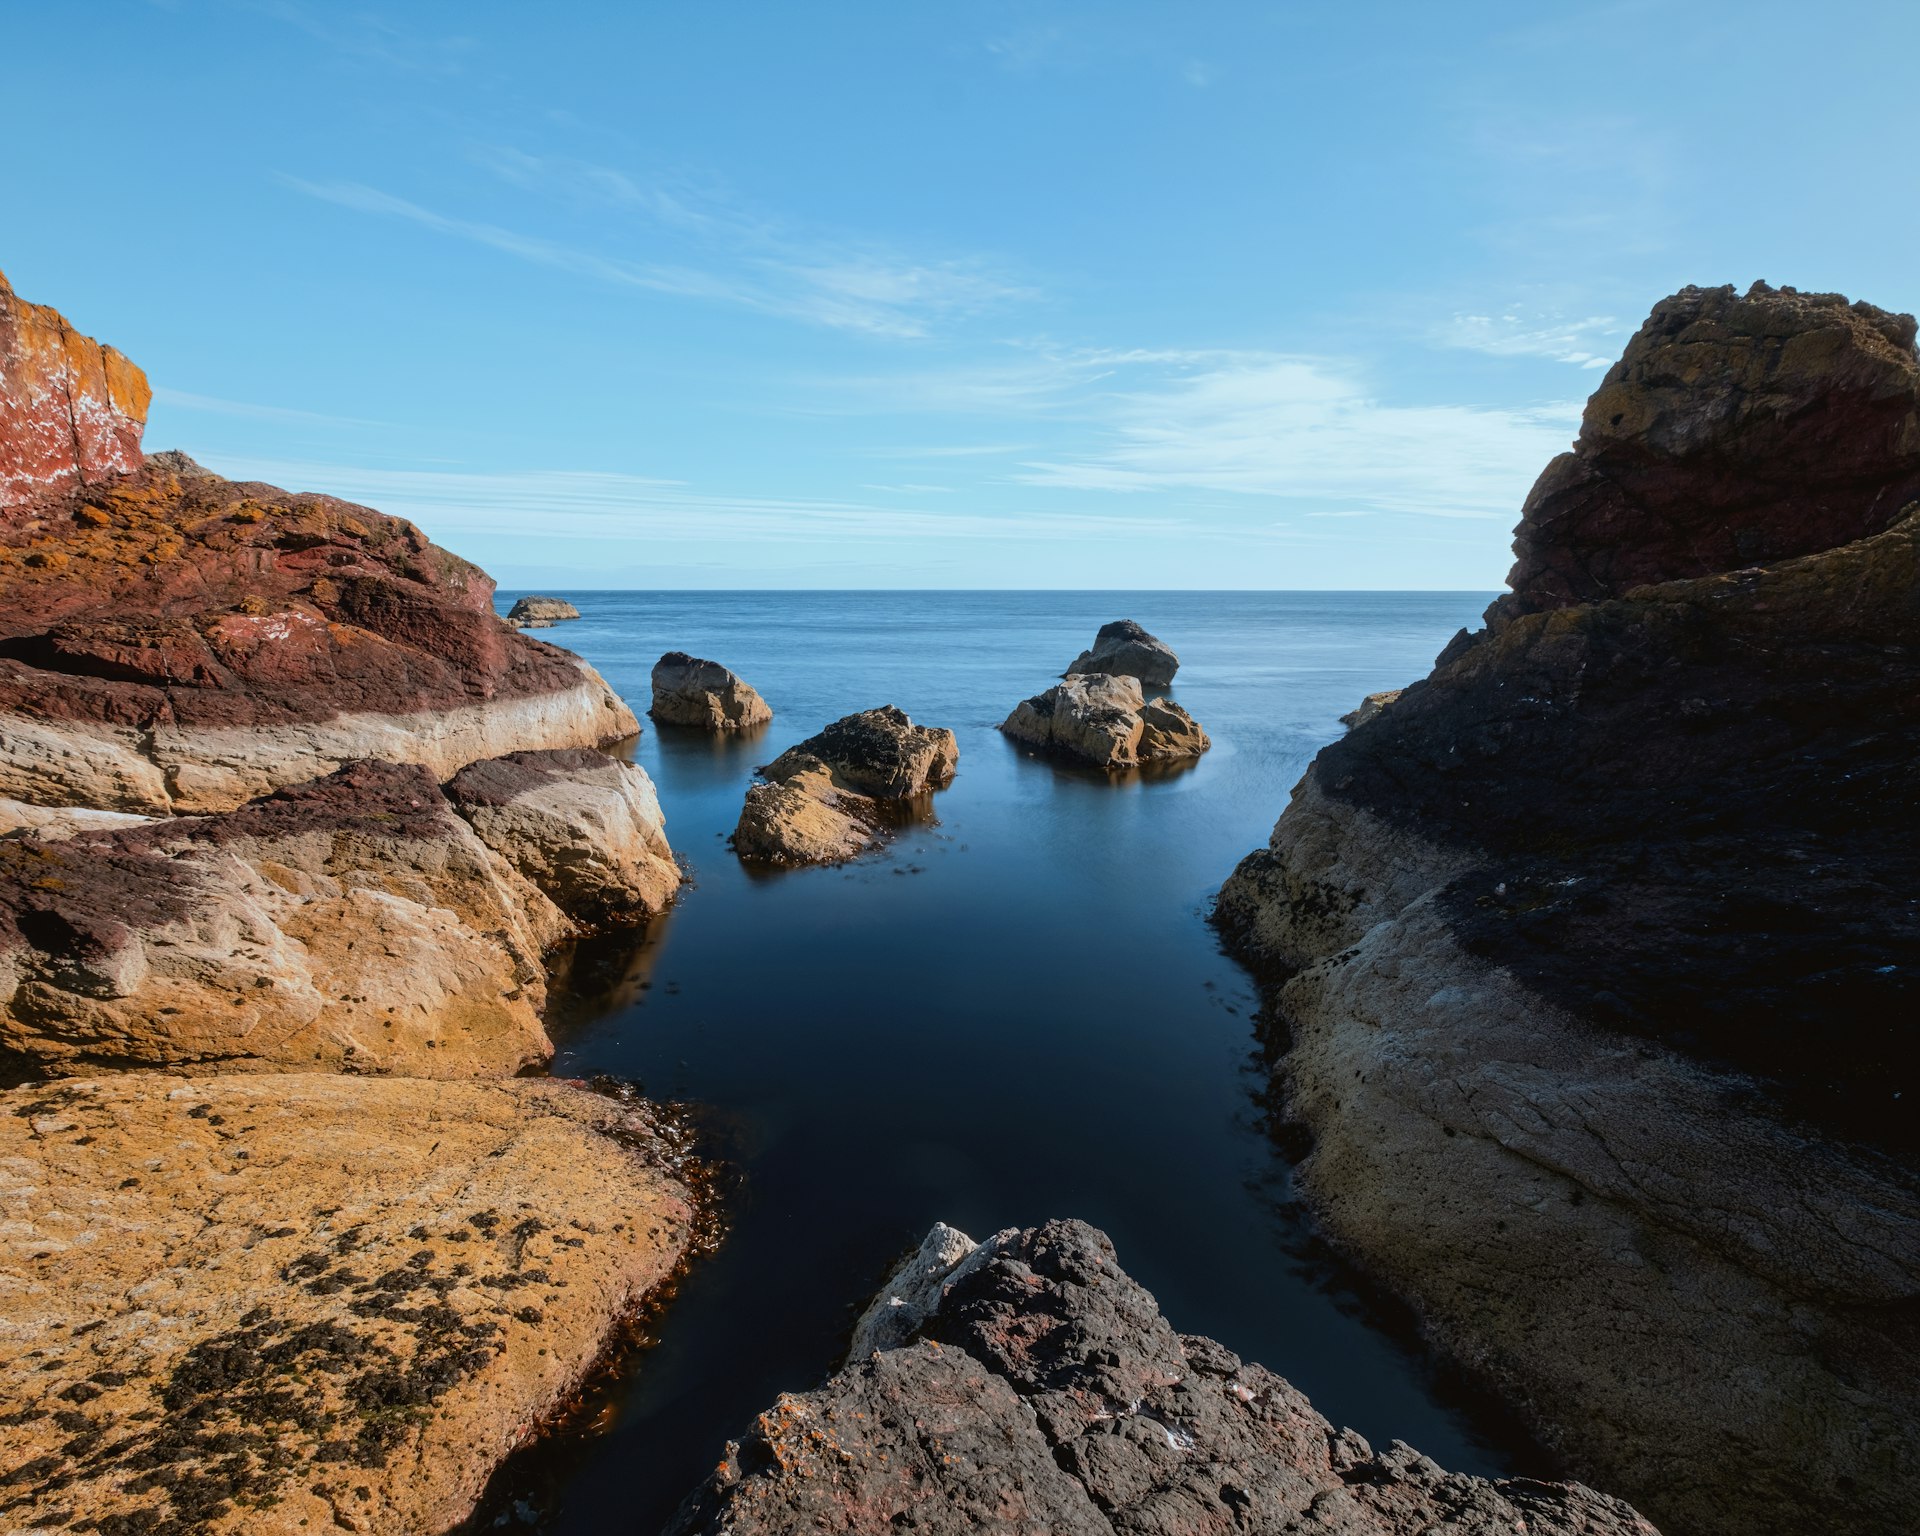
top-left (1065, 618), bottom-right (1179, 687)
top-left (1496, 281), bottom-right (1920, 620)
top-left (650, 650), bottom-right (773, 730)
top-left (1216, 282), bottom-right (1920, 1536)
top-left (666, 1220), bottom-right (1658, 1536)
top-left (1000, 673), bottom-right (1209, 769)
top-left (0, 267), bottom-right (150, 511)
top-left (0, 1072), bottom-right (696, 1536)
top-left (734, 706), bottom-right (957, 866)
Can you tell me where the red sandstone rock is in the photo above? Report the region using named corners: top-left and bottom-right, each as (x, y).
top-left (1497, 281), bottom-right (1920, 619)
top-left (0, 268), bottom-right (150, 512)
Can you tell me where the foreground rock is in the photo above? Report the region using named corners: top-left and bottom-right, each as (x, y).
top-left (506, 594), bottom-right (581, 627)
top-left (0, 1071), bottom-right (695, 1536)
top-left (1, 754), bottom-right (675, 1076)
top-left (734, 706), bottom-right (956, 865)
top-left (667, 1219), bottom-right (1656, 1536)
top-left (447, 747), bottom-right (680, 927)
top-left (1065, 618), bottom-right (1179, 686)
top-left (650, 650), bottom-right (773, 730)
top-left (1000, 672), bottom-right (1208, 768)
top-left (1, 266), bottom-right (149, 511)
top-left (0, 273), bottom-right (636, 814)
top-left (1217, 282), bottom-right (1920, 1536)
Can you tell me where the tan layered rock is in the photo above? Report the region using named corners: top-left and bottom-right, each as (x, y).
top-left (0, 1071), bottom-right (696, 1536)
top-left (733, 706), bottom-right (956, 866)
top-left (1338, 688), bottom-right (1402, 729)
top-left (649, 650), bottom-right (773, 731)
top-left (1064, 617), bottom-right (1180, 686)
top-left (999, 671), bottom-right (1208, 768)
top-left (447, 747), bottom-right (681, 927)
top-left (0, 759), bottom-right (567, 1077)
top-left (0, 267), bottom-right (150, 512)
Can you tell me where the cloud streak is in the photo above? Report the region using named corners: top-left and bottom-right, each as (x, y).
top-left (1437, 310), bottom-right (1622, 367)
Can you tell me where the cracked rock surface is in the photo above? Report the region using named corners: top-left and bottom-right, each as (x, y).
top-left (666, 1220), bottom-right (1656, 1536)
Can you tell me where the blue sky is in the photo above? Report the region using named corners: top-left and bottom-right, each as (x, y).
top-left (5, 2), bottom-right (1917, 589)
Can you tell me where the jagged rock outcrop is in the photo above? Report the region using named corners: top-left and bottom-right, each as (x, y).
top-left (666, 1220), bottom-right (1658, 1536)
top-left (1000, 672), bottom-right (1208, 769)
top-left (506, 594), bottom-right (581, 627)
top-left (1065, 618), bottom-right (1180, 687)
top-left (733, 706), bottom-right (956, 866)
top-left (0, 1071), bottom-right (696, 1536)
top-left (1495, 281), bottom-right (1920, 620)
top-left (446, 747), bottom-right (680, 927)
top-left (1216, 282), bottom-right (1920, 1536)
top-left (0, 267), bottom-right (150, 512)
top-left (0, 754), bottom-right (674, 1077)
top-left (1338, 688), bottom-right (1401, 729)
top-left (650, 650), bottom-right (773, 730)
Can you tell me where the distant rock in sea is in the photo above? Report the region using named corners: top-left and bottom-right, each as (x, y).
top-left (1000, 671), bottom-right (1208, 768)
top-left (650, 650), bottom-right (773, 730)
top-left (733, 705), bottom-right (956, 865)
top-left (0, 1071), bottom-right (696, 1536)
top-left (1216, 281), bottom-right (1920, 1536)
top-left (1065, 618), bottom-right (1180, 687)
top-left (506, 594), bottom-right (582, 628)
top-left (666, 1219), bottom-right (1659, 1536)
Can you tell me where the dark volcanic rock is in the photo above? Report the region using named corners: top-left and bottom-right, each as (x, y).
top-left (1497, 281), bottom-right (1920, 620)
top-left (1065, 618), bottom-right (1180, 687)
top-left (1216, 281), bottom-right (1920, 1536)
top-left (667, 1220), bottom-right (1657, 1536)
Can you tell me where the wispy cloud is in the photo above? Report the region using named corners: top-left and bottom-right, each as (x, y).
top-left (1181, 60), bottom-right (1214, 88)
top-left (151, 387), bottom-right (385, 429)
top-left (997, 350), bottom-right (1579, 519)
top-left (1437, 310), bottom-right (1621, 367)
top-left (282, 155), bottom-right (1034, 339)
top-left (202, 458), bottom-right (1195, 546)
top-left (986, 25), bottom-right (1067, 72)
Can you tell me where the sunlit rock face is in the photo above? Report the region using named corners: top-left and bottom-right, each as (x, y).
top-left (1217, 281), bottom-right (1920, 1536)
top-left (0, 267), bottom-right (150, 512)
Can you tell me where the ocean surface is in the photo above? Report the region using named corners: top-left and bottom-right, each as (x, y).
top-left (472, 590), bottom-right (1528, 1533)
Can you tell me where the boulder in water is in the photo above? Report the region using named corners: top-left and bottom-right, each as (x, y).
top-left (1065, 618), bottom-right (1179, 686)
top-left (1001, 672), bottom-right (1208, 768)
top-left (649, 650), bottom-right (773, 730)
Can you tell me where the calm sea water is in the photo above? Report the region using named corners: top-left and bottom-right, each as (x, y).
top-left (475, 590), bottom-right (1522, 1533)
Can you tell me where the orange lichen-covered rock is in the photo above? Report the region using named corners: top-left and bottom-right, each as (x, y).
top-left (0, 267), bottom-right (150, 512)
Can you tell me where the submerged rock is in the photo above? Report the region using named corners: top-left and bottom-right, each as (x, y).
top-left (445, 746), bottom-right (681, 927)
top-left (1339, 688), bottom-right (1402, 729)
top-left (1065, 618), bottom-right (1180, 687)
top-left (507, 594), bottom-right (582, 626)
top-left (0, 1071), bottom-right (694, 1536)
top-left (0, 273), bottom-right (634, 815)
top-left (650, 650), bottom-right (773, 730)
top-left (1217, 281), bottom-right (1920, 1536)
top-left (733, 706), bottom-right (956, 865)
top-left (1000, 672), bottom-right (1209, 768)
top-left (666, 1219), bottom-right (1658, 1536)
top-left (0, 754), bottom-right (679, 1077)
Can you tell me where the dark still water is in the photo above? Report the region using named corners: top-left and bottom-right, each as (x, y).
top-left (479, 590), bottom-right (1515, 1532)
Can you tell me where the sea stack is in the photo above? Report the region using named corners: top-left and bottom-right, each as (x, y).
top-left (1215, 282), bottom-right (1920, 1536)
top-left (1065, 618), bottom-right (1180, 687)
top-left (506, 594), bottom-right (582, 627)
top-left (733, 705), bottom-right (956, 865)
top-left (1000, 672), bottom-right (1208, 768)
top-left (650, 650), bottom-right (773, 730)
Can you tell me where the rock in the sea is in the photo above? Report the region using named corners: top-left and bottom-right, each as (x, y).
top-left (1496, 281), bottom-right (1920, 620)
top-left (1065, 618), bottom-right (1180, 686)
top-left (733, 706), bottom-right (956, 865)
top-left (507, 594), bottom-right (582, 626)
top-left (650, 650), bottom-right (773, 730)
top-left (1000, 671), bottom-right (1209, 768)
top-left (1339, 688), bottom-right (1402, 729)
top-left (666, 1219), bottom-right (1658, 1536)
top-left (0, 1070), bottom-right (695, 1536)
top-left (0, 274), bottom-right (635, 814)
top-left (447, 747), bottom-right (681, 927)
top-left (0, 757), bottom-right (655, 1076)
top-left (1, 266), bottom-right (150, 512)
top-left (1217, 282), bottom-right (1920, 1536)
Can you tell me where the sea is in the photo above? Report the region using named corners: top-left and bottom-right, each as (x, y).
top-left (469, 590), bottom-right (1530, 1533)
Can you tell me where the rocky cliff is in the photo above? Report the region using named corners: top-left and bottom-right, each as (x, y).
top-left (1217, 282), bottom-right (1920, 1536)
top-left (667, 1220), bottom-right (1657, 1536)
